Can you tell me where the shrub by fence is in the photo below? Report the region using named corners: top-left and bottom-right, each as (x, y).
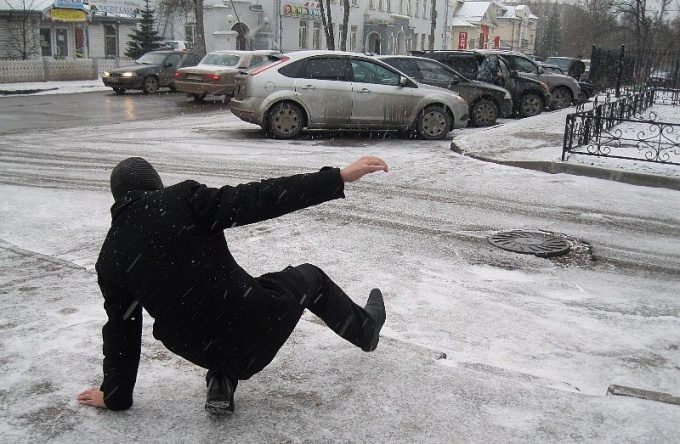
top-left (0, 58), bottom-right (135, 83)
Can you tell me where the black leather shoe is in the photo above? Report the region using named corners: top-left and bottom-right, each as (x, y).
top-left (205, 373), bottom-right (235, 414)
top-left (362, 288), bottom-right (386, 352)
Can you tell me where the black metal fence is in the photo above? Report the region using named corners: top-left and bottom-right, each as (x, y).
top-left (563, 89), bottom-right (680, 165)
top-left (589, 46), bottom-right (680, 96)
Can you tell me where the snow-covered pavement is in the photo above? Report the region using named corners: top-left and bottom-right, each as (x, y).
top-left (1, 81), bottom-right (679, 443)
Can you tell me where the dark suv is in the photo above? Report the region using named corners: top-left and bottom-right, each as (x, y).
top-left (102, 50), bottom-right (202, 94)
top-left (413, 50), bottom-right (551, 118)
top-left (376, 55), bottom-right (513, 127)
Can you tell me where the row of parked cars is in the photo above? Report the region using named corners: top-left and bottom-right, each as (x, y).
top-left (101, 48), bottom-right (584, 140)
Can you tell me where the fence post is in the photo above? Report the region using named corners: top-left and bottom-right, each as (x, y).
top-left (615, 44), bottom-right (625, 97)
top-left (42, 57), bottom-right (50, 81)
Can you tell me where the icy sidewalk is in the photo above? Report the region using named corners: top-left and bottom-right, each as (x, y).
top-left (2, 239), bottom-right (679, 443)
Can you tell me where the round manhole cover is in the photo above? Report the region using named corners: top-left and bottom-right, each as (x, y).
top-left (488, 230), bottom-right (571, 257)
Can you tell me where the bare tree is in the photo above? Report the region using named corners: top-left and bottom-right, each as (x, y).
top-left (156, 0), bottom-right (205, 54)
top-left (339, 0), bottom-right (350, 51)
top-left (609, 0), bottom-right (679, 50)
top-left (429, 0), bottom-right (437, 52)
top-left (319, 0), bottom-right (335, 50)
top-left (3, 0), bottom-right (42, 59)
top-left (156, 0), bottom-right (194, 36)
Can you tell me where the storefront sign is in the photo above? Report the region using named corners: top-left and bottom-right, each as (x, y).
top-left (457, 32), bottom-right (468, 50)
top-left (50, 8), bottom-right (87, 21)
top-left (90, 0), bottom-right (142, 16)
top-left (283, 2), bottom-right (321, 18)
top-left (54, 0), bottom-right (85, 9)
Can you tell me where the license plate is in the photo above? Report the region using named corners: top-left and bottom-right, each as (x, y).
top-left (188, 75), bottom-right (203, 81)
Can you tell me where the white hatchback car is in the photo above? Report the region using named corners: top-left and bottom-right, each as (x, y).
top-left (230, 50), bottom-right (469, 139)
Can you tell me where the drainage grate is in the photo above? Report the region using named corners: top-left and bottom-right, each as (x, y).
top-left (488, 230), bottom-right (571, 257)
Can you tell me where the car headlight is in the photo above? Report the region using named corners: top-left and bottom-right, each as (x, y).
top-left (539, 82), bottom-right (549, 91)
top-left (121, 72), bottom-right (137, 78)
top-left (504, 91), bottom-right (512, 99)
top-left (455, 95), bottom-right (466, 104)
top-left (103, 71), bottom-right (110, 77)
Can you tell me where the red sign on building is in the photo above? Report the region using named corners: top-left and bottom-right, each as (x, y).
top-left (458, 32), bottom-right (468, 50)
top-left (493, 36), bottom-right (501, 49)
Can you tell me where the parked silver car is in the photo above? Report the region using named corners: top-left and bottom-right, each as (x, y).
top-left (174, 50), bottom-right (282, 101)
top-left (230, 50), bottom-right (469, 139)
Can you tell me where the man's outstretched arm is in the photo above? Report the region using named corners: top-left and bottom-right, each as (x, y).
top-left (340, 156), bottom-right (389, 183)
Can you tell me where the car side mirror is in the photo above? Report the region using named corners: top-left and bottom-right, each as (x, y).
top-left (399, 76), bottom-right (409, 86)
top-left (538, 67), bottom-right (545, 74)
top-left (164, 62), bottom-right (174, 68)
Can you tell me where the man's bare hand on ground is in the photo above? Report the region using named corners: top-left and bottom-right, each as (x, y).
top-left (340, 156), bottom-right (389, 183)
top-left (77, 387), bottom-right (107, 409)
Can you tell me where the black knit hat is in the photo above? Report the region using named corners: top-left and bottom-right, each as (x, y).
top-left (110, 157), bottom-right (164, 201)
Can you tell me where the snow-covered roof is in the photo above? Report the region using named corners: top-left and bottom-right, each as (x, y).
top-left (498, 4), bottom-right (539, 20)
top-left (449, 16), bottom-right (476, 28)
top-left (452, 1), bottom-right (493, 21)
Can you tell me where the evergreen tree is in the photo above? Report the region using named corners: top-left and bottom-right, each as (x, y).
top-left (125, 0), bottom-right (165, 59)
top-left (536, 2), bottom-right (561, 59)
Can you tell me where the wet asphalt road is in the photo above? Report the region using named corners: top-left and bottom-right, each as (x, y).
top-left (0, 90), bottom-right (229, 134)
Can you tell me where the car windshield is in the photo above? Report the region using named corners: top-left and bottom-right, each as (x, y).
top-left (136, 53), bottom-right (168, 65)
top-left (511, 56), bottom-right (539, 74)
top-left (419, 61), bottom-right (457, 83)
top-left (201, 53), bottom-right (241, 67)
top-left (545, 58), bottom-right (572, 70)
top-left (163, 42), bottom-right (179, 49)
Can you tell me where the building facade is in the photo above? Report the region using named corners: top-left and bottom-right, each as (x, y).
top-left (0, 0), bottom-right (538, 61)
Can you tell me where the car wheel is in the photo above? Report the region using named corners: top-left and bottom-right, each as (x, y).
top-left (518, 93), bottom-right (543, 118)
top-left (193, 94), bottom-right (207, 102)
top-left (267, 102), bottom-right (305, 139)
top-left (550, 87), bottom-right (573, 110)
top-left (470, 99), bottom-right (499, 127)
top-left (168, 84), bottom-right (177, 93)
top-left (112, 87), bottom-right (126, 94)
top-left (142, 76), bottom-right (160, 94)
top-left (415, 105), bottom-right (451, 140)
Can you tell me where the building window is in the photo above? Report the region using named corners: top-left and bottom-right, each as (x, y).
top-left (75, 27), bottom-right (86, 57)
top-left (420, 34), bottom-right (425, 50)
top-left (352, 0), bottom-right (358, 5)
top-left (313, 22), bottom-right (321, 49)
top-left (104, 24), bottom-right (118, 58)
top-left (422, 0), bottom-right (427, 18)
top-left (185, 23), bottom-right (196, 43)
top-left (415, 0), bottom-right (419, 17)
top-left (369, 0), bottom-right (375, 9)
top-left (299, 20), bottom-right (308, 49)
top-left (40, 28), bottom-right (52, 57)
top-left (386, 0), bottom-right (392, 12)
top-left (378, 0), bottom-right (385, 11)
top-left (55, 28), bottom-right (68, 58)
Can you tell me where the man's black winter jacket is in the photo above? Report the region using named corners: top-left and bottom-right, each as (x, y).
top-left (95, 167), bottom-right (345, 410)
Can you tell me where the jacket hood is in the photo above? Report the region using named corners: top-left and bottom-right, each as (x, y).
top-left (110, 157), bottom-right (164, 202)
